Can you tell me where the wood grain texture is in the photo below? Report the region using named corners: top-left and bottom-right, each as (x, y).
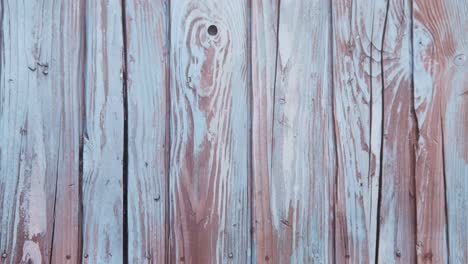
top-left (441, 1), bottom-right (468, 260)
top-left (256, 0), bottom-right (335, 263)
top-left (413, 0), bottom-right (467, 262)
top-left (1, 1), bottom-right (467, 262)
top-left (331, 0), bottom-right (387, 262)
top-left (250, 0), bottom-right (279, 262)
top-left (125, 0), bottom-right (170, 263)
top-left (169, 1), bottom-right (250, 262)
top-left (0, 1), bottom-right (84, 263)
top-left (377, 0), bottom-right (417, 262)
top-left (82, 0), bottom-right (124, 262)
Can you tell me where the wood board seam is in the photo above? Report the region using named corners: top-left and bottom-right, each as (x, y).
top-left (120, 0), bottom-right (129, 262)
top-left (375, 0), bottom-right (391, 263)
top-left (328, 0), bottom-right (338, 262)
top-left (409, 2), bottom-right (420, 259)
top-left (79, 1), bottom-right (87, 261)
top-left (440, 114), bottom-right (450, 263)
top-left (48, 126), bottom-right (62, 264)
top-left (248, 1), bottom-right (254, 263)
top-left (270, 0), bottom-right (281, 180)
top-left (166, 0), bottom-right (172, 262)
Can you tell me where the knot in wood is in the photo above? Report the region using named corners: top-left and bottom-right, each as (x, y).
top-left (454, 54), bottom-right (466, 66)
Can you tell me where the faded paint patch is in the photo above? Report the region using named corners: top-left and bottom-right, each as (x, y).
top-left (21, 240), bottom-right (42, 264)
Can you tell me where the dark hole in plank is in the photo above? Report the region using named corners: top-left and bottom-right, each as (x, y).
top-left (207, 25), bottom-right (218, 36)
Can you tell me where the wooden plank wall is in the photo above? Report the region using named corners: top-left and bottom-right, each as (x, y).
top-left (0, 0), bottom-right (466, 263)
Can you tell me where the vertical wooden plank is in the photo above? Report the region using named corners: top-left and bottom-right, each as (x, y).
top-left (82, 0), bottom-right (124, 262)
top-left (0, 1), bottom-right (84, 263)
top-left (251, 0), bottom-right (279, 262)
top-left (258, 0), bottom-right (335, 263)
top-left (125, 0), bottom-right (170, 262)
top-left (331, 0), bottom-right (388, 262)
top-left (45, 1), bottom-right (85, 263)
top-left (443, 48), bottom-right (468, 263)
top-left (169, 1), bottom-right (250, 262)
top-left (413, 0), bottom-right (467, 262)
top-left (442, 1), bottom-right (468, 259)
top-left (377, 0), bottom-right (417, 262)
top-left (0, 1), bottom-right (54, 263)
top-left (0, 2), bottom-right (50, 262)
top-left (49, 1), bottom-right (86, 262)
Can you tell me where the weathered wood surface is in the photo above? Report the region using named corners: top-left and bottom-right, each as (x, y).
top-left (0, 1), bottom-right (84, 263)
top-left (440, 0), bottom-right (468, 260)
top-left (0, 0), bottom-right (467, 263)
top-left (413, 0), bottom-right (467, 262)
top-left (81, 0), bottom-right (124, 263)
top-left (378, 0), bottom-right (417, 263)
top-left (251, 0), bottom-right (278, 262)
top-left (168, 0), bottom-right (250, 262)
top-left (252, 0), bottom-right (335, 263)
top-left (125, 0), bottom-right (170, 263)
top-left (331, 0), bottom-right (383, 261)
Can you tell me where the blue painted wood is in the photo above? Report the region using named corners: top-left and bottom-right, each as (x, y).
top-left (0, 1), bottom-right (465, 263)
top-left (125, 0), bottom-right (170, 262)
top-left (255, 0), bottom-right (335, 262)
top-left (378, 0), bottom-right (417, 262)
top-left (331, 0), bottom-right (382, 261)
top-left (251, 0), bottom-right (278, 262)
top-left (413, 0), bottom-right (467, 262)
top-left (82, 0), bottom-right (124, 262)
top-left (0, 1), bottom-right (84, 263)
top-left (168, 0), bottom-right (251, 262)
